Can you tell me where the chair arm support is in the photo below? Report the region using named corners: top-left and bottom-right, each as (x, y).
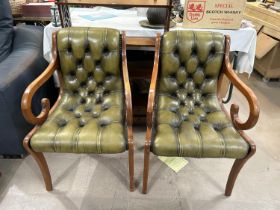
top-left (21, 32), bottom-right (58, 125)
top-left (146, 34), bottom-right (161, 143)
top-left (21, 59), bottom-right (58, 125)
top-left (122, 32), bottom-right (133, 141)
top-left (223, 36), bottom-right (260, 130)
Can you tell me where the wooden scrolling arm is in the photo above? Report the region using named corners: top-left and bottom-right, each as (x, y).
top-left (145, 34), bottom-right (161, 143)
top-left (223, 35), bottom-right (260, 130)
top-left (21, 33), bottom-right (58, 125)
top-left (122, 32), bottom-right (133, 140)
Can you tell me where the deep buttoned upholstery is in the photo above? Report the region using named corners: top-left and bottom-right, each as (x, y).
top-left (31, 28), bottom-right (126, 153)
top-left (151, 31), bottom-right (249, 159)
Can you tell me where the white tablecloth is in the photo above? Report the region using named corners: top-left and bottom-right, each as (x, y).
top-left (44, 7), bottom-right (256, 74)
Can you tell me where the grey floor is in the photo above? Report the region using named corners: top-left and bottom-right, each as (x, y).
top-left (0, 72), bottom-right (280, 210)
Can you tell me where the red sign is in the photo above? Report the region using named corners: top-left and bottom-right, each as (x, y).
top-left (186, 0), bottom-right (206, 23)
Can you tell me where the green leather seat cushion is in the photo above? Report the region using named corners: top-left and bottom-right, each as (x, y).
top-left (151, 31), bottom-right (249, 159)
top-left (31, 27), bottom-right (126, 154)
top-left (31, 92), bottom-right (126, 153)
top-left (151, 95), bottom-right (249, 158)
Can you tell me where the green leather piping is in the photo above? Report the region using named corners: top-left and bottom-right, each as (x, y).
top-left (53, 127), bottom-right (61, 152)
top-left (97, 127), bottom-right (102, 154)
top-left (196, 128), bottom-right (203, 157)
top-left (218, 130), bottom-right (226, 157)
top-left (177, 128), bottom-right (183, 157)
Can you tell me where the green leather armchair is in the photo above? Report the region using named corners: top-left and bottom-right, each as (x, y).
top-left (142, 31), bottom-right (259, 196)
top-left (21, 27), bottom-right (134, 192)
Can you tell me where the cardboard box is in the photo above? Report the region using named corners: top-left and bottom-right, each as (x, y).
top-left (255, 32), bottom-right (278, 59)
top-left (245, 2), bottom-right (280, 28)
top-left (254, 32), bottom-right (280, 80)
top-left (183, 0), bottom-right (246, 29)
top-left (244, 2), bottom-right (280, 40)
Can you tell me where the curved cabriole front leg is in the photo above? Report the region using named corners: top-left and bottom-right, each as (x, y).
top-left (225, 130), bottom-right (256, 196)
top-left (21, 33), bottom-right (58, 125)
top-left (23, 127), bottom-right (53, 191)
top-left (223, 35), bottom-right (260, 130)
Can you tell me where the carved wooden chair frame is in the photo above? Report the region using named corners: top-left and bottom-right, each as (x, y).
top-left (21, 31), bottom-right (135, 192)
top-left (142, 33), bottom-right (260, 196)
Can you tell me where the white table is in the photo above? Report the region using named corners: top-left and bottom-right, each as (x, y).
top-left (44, 7), bottom-right (256, 75)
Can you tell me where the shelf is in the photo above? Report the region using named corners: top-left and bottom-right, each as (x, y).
top-left (57, 0), bottom-right (172, 32)
top-left (57, 0), bottom-right (171, 7)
